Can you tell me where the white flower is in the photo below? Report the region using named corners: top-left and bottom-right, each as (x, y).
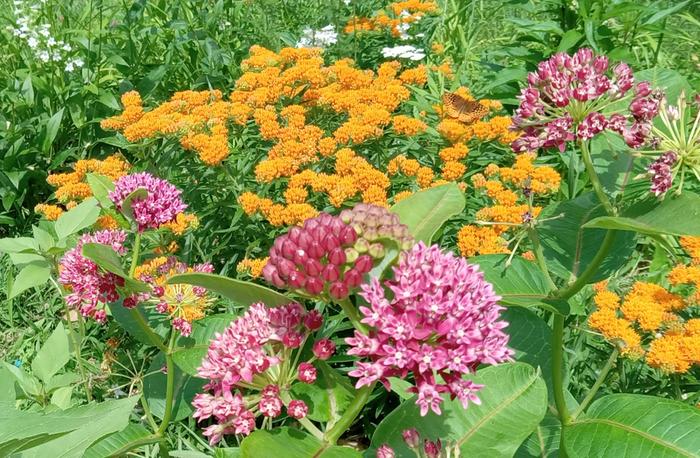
top-left (381, 45), bottom-right (425, 61)
top-left (295, 24), bottom-right (337, 48)
top-left (65, 61), bottom-right (74, 72)
top-left (37, 50), bottom-right (49, 62)
top-left (27, 36), bottom-right (38, 48)
top-left (62, 43), bottom-right (71, 52)
top-left (47, 37), bottom-right (56, 46)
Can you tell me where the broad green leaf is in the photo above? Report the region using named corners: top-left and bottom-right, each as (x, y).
top-left (564, 394), bottom-right (700, 457)
top-left (390, 183), bottom-right (465, 243)
top-left (558, 29), bottom-right (583, 51)
top-left (144, 353), bottom-right (205, 422)
top-left (121, 188), bottom-right (148, 221)
top-left (172, 314), bottom-right (235, 375)
top-left (590, 132), bottom-right (646, 200)
top-left (55, 198), bottom-right (101, 240)
top-left (41, 108), bottom-right (64, 153)
top-left (370, 363), bottom-right (547, 457)
top-left (0, 396), bottom-right (138, 456)
top-left (82, 243), bottom-right (150, 293)
top-left (85, 424), bottom-right (157, 458)
top-left (86, 173), bottom-right (115, 209)
top-left (291, 361), bottom-right (354, 424)
top-left (240, 427), bottom-right (361, 458)
top-left (635, 68), bottom-right (690, 105)
top-left (50, 386), bottom-right (73, 410)
top-left (471, 255), bottom-right (563, 313)
top-left (32, 322), bottom-right (70, 384)
top-left (515, 413), bottom-right (561, 458)
top-left (1, 362), bottom-right (41, 398)
top-left (538, 193), bottom-right (636, 283)
top-left (0, 237), bottom-right (37, 254)
top-left (32, 226), bottom-right (55, 252)
top-left (584, 192), bottom-right (700, 237)
top-left (9, 262), bottom-right (51, 299)
top-left (45, 372), bottom-right (81, 393)
top-left (167, 273), bottom-right (291, 307)
top-left (0, 365), bottom-right (17, 406)
top-left (109, 302), bottom-right (167, 347)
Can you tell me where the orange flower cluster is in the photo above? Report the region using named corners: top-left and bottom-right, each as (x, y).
top-left (680, 236), bottom-right (700, 264)
top-left (457, 153), bottom-right (560, 258)
top-left (344, 1), bottom-right (438, 36)
top-left (236, 257), bottom-right (269, 278)
top-left (589, 279), bottom-right (700, 373)
top-left (34, 204), bottom-right (63, 221)
top-left (161, 213), bottom-right (200, 236)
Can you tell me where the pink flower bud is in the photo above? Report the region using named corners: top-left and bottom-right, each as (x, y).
top-left (355, 255), bottom-right (373, 274)
top-left (287, 226), bottom-right (302, 243)
top-left (322, 234), bottom-right (340, 251)
top-left (283, 331), bottom-right (303, 348)
top-left (288, 270), bottom-right (307, 289)
top-left (94, 309), bottom-right (107, 324)
top-left (281, 239), bottom-right (297, 259)
top-left (156, 301), bottom-right (168, 313)
top-left (276, 258), bottom-right (296, 279)
top-left (343, 268), bottom-right (363, 288)
top-left (123, 296), bottom-right (137, 309)
top-left (262, 384), bottom-right (280, 397)
top-left (304, 310), bottom-right (323, 330)
top-left (328, 247), bottom-right (346, 265)
top-left (329, 281), bottom-right (349, 300)
top-left (313, 338), bottom-right (336, 360)
top-left (308, 241), bottom-right (325, 259)
top-left (153, 286), bottom-right (165, 297)
top-left (424, 439), bottom-right (442, 458)
top-left (305, 277), bottom-right (324, 295)
top-left (287, 399), bottom-right (308, 419)
top-left (376, 445), bottom-right (395, 458)
top-left (297, 362), bottom-right (317, 383)
top-left (304, 258), bottom-right (323, 277)
top-left (402, 428), bottom-right (420, 449)
top-left (259, 393), bottom-right (283, 417)
top-left (322, 264), bottom-right (340, 282)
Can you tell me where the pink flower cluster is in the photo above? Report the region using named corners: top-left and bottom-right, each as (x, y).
top-left (376, 428), bottom-right (449, 458)
top-left (512, 48), bottom-right (662, 152)
top-left (193, 302), bottom-right (332, 444)
top-left (647, 151), bottom-right (678, 196)
top-left (347, 242), bottom-right (513, 416)
top-left (58, 230), bottom-right (127, 323)
top-left (109, 172), bottom-right (187, 231)
top-left (263, 213), bottom-right (369, 299)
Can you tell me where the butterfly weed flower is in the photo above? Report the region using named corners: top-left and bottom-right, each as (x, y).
top-left (109, 172), bottom-right (187, 232)
top-left (346, 242), bottom-right (513, 416)
top-left (58, 230), bottom-right (128, 323)
top-left (511, 48), bottom-right (663, 153)
top-left (192, 302), bottom-right (326, 444)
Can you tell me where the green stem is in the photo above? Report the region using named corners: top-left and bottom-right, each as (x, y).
top-left (324, 383), bottom-right (374, 444)
top-left (571, 348), bottom-right (618, 419)
top-left (279, 391), bottom-right (324, 439)
top-left (336, 298), bottom-right (368, 334)
top-left (526, 226), bottom-right (557, 290)
top-left (129, 231), bottom-right (142, 278)
top-left (580, 140), bottom-right (616, 215)
top-left (140, 395), bottom-right (159, 431)
top-left (157, 332), bottom-right (178, 436)
top-left (551, 315), bottom-right (570, 426)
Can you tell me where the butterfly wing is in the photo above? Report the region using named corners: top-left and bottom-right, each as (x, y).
top-left (442, 92), bottom-right (489, 124)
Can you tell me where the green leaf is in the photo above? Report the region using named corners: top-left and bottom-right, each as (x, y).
top-left (86, 174), bottom-right (115, 209)
top-left (564, 394), bottom-right (700, 457)
top-left (85, 424), bottom-right (158, 458)
top-left (584, 192), bottom-right (700, 237)
top-left (109, 302), bottom-right (167, 347)
top-left (515, 413), bottom-right (561, 458)
top-left (538, 193), bottom-right (636, 282)
top-left (370, 363), bottom-right (547, 457)
top-left (1, 362), bottom-right (41, 398)
top-left (121, 188), bottom-right (148, 221)
top-left (50, 386), bottom-right (73, 410)
top-left (240, 427), bottom-right (361, 458)
top-left (41, 108), bottom-right (64, 153)
top-left (642, 1), bottom-right (690, 25)
top-left (82, 243), bottom-right (150, 293)
top-left (9, 262), bottom-right (51, 299)
top-left (0, 237), bottom-right (38, 254)
top-left (55, 198), bottom-right (101, 240)
top-left (0, 365), bottom-right (17, 406)
top-left (32, 322), bottom-right (70, 384)
top-left (390, 183), bottom-right (465, 243)
top-left (590, 131), bottom-right (645, 200)
top-left (167, 273), bottom-right (291, 307)
top-left (471, 255), bottom-right (562, 313)
top-left (144, 353), bottom-right (204, 422)
top-left (290, 361), bottom-right (354, 424)
top-left (558, 29), bottom-right (583, 51)
top-left (172, 314), bottom-right (235, 375)
top-left (0, 396), bottom-right (138, 457)
top-left (32, 226), bottom-right (56, 252)
top-left (634, 68), bottom-right (690, 105)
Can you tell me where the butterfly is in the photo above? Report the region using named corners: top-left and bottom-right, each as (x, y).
top-left (442, 92), bottom-right (489, 124)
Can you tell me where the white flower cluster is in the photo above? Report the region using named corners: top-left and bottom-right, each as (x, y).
top-left (9, 1), bottom-right (83, 72)
top-left (381, 45), bottom-right (426, 61)
top-left (396, 10), bottom-right (425, 40)
top-left (295, 25), bottom-right (338, 49)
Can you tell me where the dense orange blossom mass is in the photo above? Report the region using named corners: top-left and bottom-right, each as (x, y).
top-left (457, 152), bottom-right (560, 258)
top-left (344, 0), bottom-right (438, 37)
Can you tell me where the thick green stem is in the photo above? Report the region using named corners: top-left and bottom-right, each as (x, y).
top-left (157, 332), bottom-right (178, 436)
top-left (324, 383), bottom-right (374, 444)
top-left (336, 298), bottom-right (368, 334)
top-left (526, 227), bottom-right (557, 290)
top-left (580, 140), bottom-right (616, 215)
top-left (551, 315), bottom-right (570, 426)
top-left (572, 348), bottom-right (618, 419)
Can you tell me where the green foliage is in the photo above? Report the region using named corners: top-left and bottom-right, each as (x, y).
top-left (167, 272), bottom-right (291, 307)
top-left (370, 363), bottom-right (547, 457)
top-left (240, 427), bottom-right (361, 458)
top-left (172, 313), bottom-right (235, 375)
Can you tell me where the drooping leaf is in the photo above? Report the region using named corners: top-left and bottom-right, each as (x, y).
top-left (1, 362), bottom-right (41, 398)
top-left (81, 243), bottom-right (150, 293)
top-left (84, 424), bottom-right (158, 458)
top-left (537, 193), bottom-right (636, 282)
top-left (31, 322), bottom-right (70, 384)
top-left (120, 188), bottom-right (148, 222)
top-left (109, 302), bottom-right (167, 347)
top-left (390, 183), bottom-right (465, 243)
top-left (172, 314), bottom-right (235, 375)
top-left (55, 198), bottom-right (101, 240)
top-left (167, 273), bottom-right (291, 307)
top-left (86, 174), bottom-right (115, 209)
top-left (564, 394), bottom-right (700, 457)
top-left (369, 363), bottom-right (547, 457)
top-left (584, 192), bottom-right (700, 236)
top-left (144, 354), bottom-right (205, 422)
top-left (8, 262), bottom-right (51, 299)
top-left (471, 255), bottom-right (564, 313)
top-left (240, 427), bottom-right (361, 458)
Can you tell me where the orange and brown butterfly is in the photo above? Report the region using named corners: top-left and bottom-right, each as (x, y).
top-left (441, 92), bottom-right (489, 124)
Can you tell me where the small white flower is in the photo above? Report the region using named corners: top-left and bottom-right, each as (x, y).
top-left (62, 43), bottom-right (71, 52)
top-left (38, 50), bottom-right (50, 62)
top-left (381, 45), bottom-right (425, 61)
top-left (295, 24), bottom-right (337, 48)
top-left (65, 61), bottom-right (74, 72)
top-left (27, 36), bottom-right (38, 48)
top-left (47, 37), bottom-right (56, 46)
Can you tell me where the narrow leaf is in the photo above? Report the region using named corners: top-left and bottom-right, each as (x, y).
top-left (167, 273), bottom-right (291, 307)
